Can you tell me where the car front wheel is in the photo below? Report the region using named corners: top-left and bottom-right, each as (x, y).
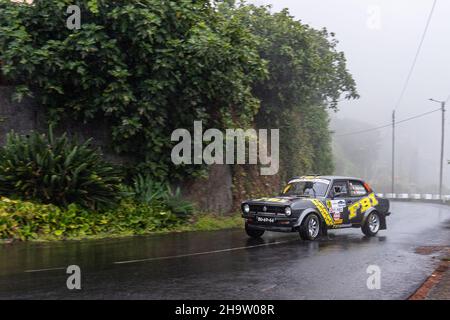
top-left (362, 212), bottom-right (380, 237)
top-left (299, 214), bottom-right (321, 240)
top-left (245, 223), bottom-right (265, 238)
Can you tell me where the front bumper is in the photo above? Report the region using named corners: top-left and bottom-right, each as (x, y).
top-left (242, 213), bottom-right (298, 232)
top-left (246, 223), bottom-right (294, 232)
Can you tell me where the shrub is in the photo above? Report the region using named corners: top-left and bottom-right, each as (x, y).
top-left (128, 173), bottom-right (166, 205)
top-left (0, 128), bottom-right (122, 210)
top-left (0, 197), bottom-right (185, 241)
top-left (163, 186), bottom-right (194, 217)
top-left (127, 174), bottom-right (194, 218)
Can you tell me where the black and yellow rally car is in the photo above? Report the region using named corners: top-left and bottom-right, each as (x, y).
top-left (241, 176), bottom-right (390, 240)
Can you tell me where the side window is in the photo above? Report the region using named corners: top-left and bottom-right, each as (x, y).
top-left (330, 181), bottom-right (348, 198)
top-left (349, 180), bottom-right (368, 197)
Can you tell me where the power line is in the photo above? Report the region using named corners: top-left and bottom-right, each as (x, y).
top-left (394, 0), bottom-right (437, 111)
top-left (334, 123), bottom-right (392, 137)
top-left (395, 107), bottom-right (441, 124)
top-left (334, 107), bottom-right (441, 137)
top-left (390, 0), bottom-right (438, 195)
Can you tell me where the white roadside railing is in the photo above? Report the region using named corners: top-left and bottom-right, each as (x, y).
top-left (376, 193), bottom-right (450, 203)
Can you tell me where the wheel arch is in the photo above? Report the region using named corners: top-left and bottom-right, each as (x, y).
top-left (294, 208), bottom-right (325, 228)
top-left (362, 207), bottom-right (386, 230)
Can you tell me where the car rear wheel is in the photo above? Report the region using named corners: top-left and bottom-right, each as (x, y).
top-left (299, 214), bottom-right (321, 240)
top-left (245, 223), bottom-right (265, 238)
top-left (362, 212), bottom-right (380, 237)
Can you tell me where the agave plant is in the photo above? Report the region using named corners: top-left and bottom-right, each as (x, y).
top-left (128, 174), bottom-right (194, 218)
top-left (129, 173), bottom-right (166, 204)
top-left (0, 127), bottom-right (122, 210)
top-left (163, 186), bottom-right (194, 217)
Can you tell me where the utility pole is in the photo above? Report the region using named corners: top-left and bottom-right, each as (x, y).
top-left (439, 101), bottom-right (446, 200)
top-left (391, 110), bottom-right (395, 195)
top-left (429, 98), bottom-right (446, 200)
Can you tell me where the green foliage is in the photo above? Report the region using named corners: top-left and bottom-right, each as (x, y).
top-left (176, 213), bottom-right (242, 232)
top-left (0, 128), bottom-right (122, 210)
top-left (281, 106), bottom-right (334, 179)
top-left (227, 4), bottom-right (359, 125)
top-left (218, 3), bottom-right (358, 180)
top-left (0, 197), bottom-right (179, 240)
top-left (109, 199), bottom-right (180, 233)
top-left (0, 0), bottom-right (266, 181)
top-left (0, 197), bottom-right (239, 241)
top-left (304, 106), bottom-right (335, 175)
top-left (163, 186), bottom-right (194, 217)
top-left (128, 174), bottom-right (166, 205)
top-left (126, 174), bottom-right (194, 217)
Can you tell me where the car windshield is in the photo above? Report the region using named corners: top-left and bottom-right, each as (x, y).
top-left (282, 179), bottom-right (330, 197)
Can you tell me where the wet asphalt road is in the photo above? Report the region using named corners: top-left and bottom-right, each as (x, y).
top-left (0, 201), bottom-right (449, 300)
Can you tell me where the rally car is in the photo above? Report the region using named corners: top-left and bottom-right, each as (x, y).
top-left (241, 176), bottom-right (390, 240)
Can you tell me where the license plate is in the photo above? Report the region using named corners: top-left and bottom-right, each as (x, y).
top-left (257, 217), bottom-right (275, 223)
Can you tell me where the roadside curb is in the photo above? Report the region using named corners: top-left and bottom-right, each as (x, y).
top-left (409, 248), bottom-right (450, 300)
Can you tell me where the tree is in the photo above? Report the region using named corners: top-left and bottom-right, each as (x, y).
top-left (219, 3), bottom-right (358, 180)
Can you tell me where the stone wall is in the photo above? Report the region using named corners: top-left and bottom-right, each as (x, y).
top-left (182, 165), bottom-right (233, 214)
top-left (0, 86), bottom-right (131, 164)
top-left (0, 86), bottom-right (41, 144)
top-left (0, 86), bottom-right (234, 213)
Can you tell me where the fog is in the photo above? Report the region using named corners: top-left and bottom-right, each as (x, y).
top-left (249, 0), bottom-right (450, 194)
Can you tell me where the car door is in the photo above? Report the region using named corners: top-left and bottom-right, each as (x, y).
top-left (326, 180), bottom-right (350, 225)
top-left (346, 180), bottom-right (369, 224)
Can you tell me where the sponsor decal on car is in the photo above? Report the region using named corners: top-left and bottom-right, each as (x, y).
top-left (289, 178), bottom-right (330, 185)
top-left (327, 199), bottom-right (346, 214)
top-left (348, 193), bottom-right (379, 220)
top-left (253, 197), bottom-right (289, 203)
top-left (333, 212), bottom-right (342, 223)
top-left (310, 199), bottom-right (334, 226)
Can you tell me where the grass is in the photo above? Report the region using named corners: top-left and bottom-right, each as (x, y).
top-left (177, 213), bottom-right (243, 232)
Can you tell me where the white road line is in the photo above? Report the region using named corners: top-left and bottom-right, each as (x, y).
top-left (113, 239), bottom-right (296, 265)
top-left (24, 267), bottom-right (66, 273)
top-left (261, 284), bottom-right (277, 292)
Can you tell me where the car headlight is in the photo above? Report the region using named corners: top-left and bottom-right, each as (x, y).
top-left (285, 206), bottom-right (292, 216)
top-left (243, 204), bottom-right (250, 213)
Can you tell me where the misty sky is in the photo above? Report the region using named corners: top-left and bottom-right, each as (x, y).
top-left (249, 0), bottom-right (450, 193)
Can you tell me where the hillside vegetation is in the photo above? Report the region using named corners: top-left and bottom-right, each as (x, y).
top-left (0, 0), bottom-right (358, 240)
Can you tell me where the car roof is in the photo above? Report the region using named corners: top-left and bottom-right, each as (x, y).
top-left (319, 175), bottom-right (363, 181)
top-left (292, 175), bottom-right (364, 182)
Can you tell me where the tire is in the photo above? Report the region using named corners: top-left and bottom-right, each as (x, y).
top-left (245, 223), bottom-right (265, 238)
top-left (299, 213), bottom-right (321, 241)
top-left (362, 211), bottom-right (381, 237)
